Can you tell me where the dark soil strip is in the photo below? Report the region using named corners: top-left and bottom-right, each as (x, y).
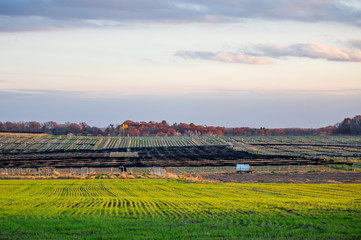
top-left (200, 172), bottom-right (361, 183)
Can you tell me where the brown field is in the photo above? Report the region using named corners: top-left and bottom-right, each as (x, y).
top-left (0, 132), bottom-right (48, 136)
top-left (200, 172), bottom-right (361, 183)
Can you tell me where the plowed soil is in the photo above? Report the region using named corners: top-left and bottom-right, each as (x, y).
top-left (201, 172), bottom-right (361, 183)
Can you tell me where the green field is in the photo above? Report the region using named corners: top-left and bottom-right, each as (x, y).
top-left (0, 179), bottom-right (360, 239)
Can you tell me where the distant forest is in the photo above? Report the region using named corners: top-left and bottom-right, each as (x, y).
top-left (0, 115), bottom-right (360, 136)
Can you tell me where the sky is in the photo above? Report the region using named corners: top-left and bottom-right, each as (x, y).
top-left (0, 0), bottom-right (361, 128)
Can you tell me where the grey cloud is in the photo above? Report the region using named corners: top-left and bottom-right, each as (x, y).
top-left (0, 1), bottom-right (197, 22)
top-left (1, 88), bottom-right (361, 128)
top-left (0, 0), bottom-right (360, 31)
top-left (2, 88), bottom-right (86, 96)
top-left (348, 38), bottom-right (361, 49)
top-left (214, 88), bottom-right (361, 96)
top-left (0, 15), bottom-right (87, 32)
top-left (176, 50), bottom-right (272, 64)
top-left (256, 42), bottom-right (361, 62)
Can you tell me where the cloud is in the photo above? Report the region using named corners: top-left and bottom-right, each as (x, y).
top-left (176, 42), bottom-right (361, 63)
top-left (209, 88), bottom-right (361, 97)
top-left (175, 50), bottom-right (272, 64)
top-left (0, 15), bottom-right (81, 32)
top-left (255, 42), bottom-right (361, 62)
top-left (0, 0), bottom-right (360, 31)
top-left (1, 88), bottom-right (86, 96)
top-left (348, 38), bottom-right (361, 49)
top-left (1, 87), bottom-right (361, 128)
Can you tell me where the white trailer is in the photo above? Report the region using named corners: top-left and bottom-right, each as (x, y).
top-left (236, 164), bottom-right (252, 173)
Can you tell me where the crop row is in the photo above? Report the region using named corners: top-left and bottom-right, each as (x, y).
top-left (0, 135), bottom-right (226, 152)
top-left (241, 144), bottom-right (361, 157)
top-left (225, 135), bottom-right (361, 145)
top-left (1, 134), bottom-right (361, 159)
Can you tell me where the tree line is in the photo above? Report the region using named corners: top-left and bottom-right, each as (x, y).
top-left (333, 115), bottom-right (361, 135)
top-left (0, 116), bottom-right (360, 136)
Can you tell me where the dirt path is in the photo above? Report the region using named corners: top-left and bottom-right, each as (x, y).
top-left (200, 172), bottom-right (361, 183)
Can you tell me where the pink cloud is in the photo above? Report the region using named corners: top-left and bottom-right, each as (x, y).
top-left (175, 50), bottom-right (272, 64)
top-left (256, 42), bottom-right (361, 62)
